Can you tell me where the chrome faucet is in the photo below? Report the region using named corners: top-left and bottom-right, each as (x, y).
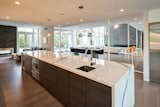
top-left (85, 48), bottom-right (96, 66)
top-left (90, 50), bottom-right (96, 66)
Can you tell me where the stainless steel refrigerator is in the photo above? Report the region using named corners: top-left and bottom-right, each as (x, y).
top-left (150, 23), bottom-right (160, 83)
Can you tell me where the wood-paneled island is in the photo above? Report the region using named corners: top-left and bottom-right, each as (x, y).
top-left (22, 50), bottom-right (135, 107)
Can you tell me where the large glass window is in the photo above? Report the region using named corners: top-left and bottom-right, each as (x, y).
top-left (92, 26), bottom-right (105, 47)
top-left (75, 26), bottom-right (105, 47)
top-left (54, 29), bottom-right (73, 53)
top-left (54, 30), bottom-right (61, 52)
top-left (53, 26), bottom-right (105, 52)
top-left (17, 33), bottom-right (25, 48)
top-left (17, 27), bottom-right (41, 52)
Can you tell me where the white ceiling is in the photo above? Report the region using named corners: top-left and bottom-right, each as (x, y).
top-left (0, 20), bottom-right (40, 27)
top-left (0, 0), bottom-right (160, 26)
top-left (61, 14), bottom-right (144, 31)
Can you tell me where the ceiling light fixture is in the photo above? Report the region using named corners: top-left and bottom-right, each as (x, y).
top-left (14, 1), bottom-right (21, 5)
top-left (114, 24), bottom-right (119, 29)
top-left (120, 9), bottom-right (124, 12)
top-left (6, 16), bottom-right (10, 20)
top-left (80, 19), bottom-right (84, 22)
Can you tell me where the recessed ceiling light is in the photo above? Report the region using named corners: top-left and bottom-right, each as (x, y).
top-left (114, 24), bottom-right (119, 29)
top-left (6, 16), bottom-right (10, 20)
top-left (120, 9), bottom-right (124, 12)
top-left (14, 1), bottom-right (21, 5)
top-left (80, 19), bottom-right (84, 22)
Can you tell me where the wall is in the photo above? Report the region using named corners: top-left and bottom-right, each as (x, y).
top-left (0, 25), bottom-right (17, 52)
top-left (149, 9), bottom-right (160, 23)
top-left (143, 12), bottom-right (150, 81)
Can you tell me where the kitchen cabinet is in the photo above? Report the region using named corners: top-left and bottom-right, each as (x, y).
top-left (39, 61), bottom-right (57, 97)
top-left (56, 66), bottom-right (69, 107)
top-left (69, 73), bottom-right (86, 107)
top-left (23, 55), bottom-right (112, 107)
top-left (86, 79), bottom-right (112, 107)
top-left (22, 55), bottom-right (32, 75)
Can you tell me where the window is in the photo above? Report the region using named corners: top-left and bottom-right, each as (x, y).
top-left (92, 26), bottom-right (105, 47)
top-left (54, 29), bottom-right (73, 53)
top-left (53, 26), bottom-right (105, 53)
top-left (17, 27), bottom-right (41, 52)
top-left (75, 26), bottom-right (105, 47)
top-left (54, 30), bottom-right (61, 52)
top-left (17, 33), bottom-right (25, 48)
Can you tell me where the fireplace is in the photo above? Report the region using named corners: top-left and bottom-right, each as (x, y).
top-left (0, 48), bottom-right (13, 55)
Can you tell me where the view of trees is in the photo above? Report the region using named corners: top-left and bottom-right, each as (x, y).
top-left (18, 33), bottom-right (25, 48)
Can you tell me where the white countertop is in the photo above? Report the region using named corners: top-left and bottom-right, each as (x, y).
top-left (23, 50), bottom-right (132, 87)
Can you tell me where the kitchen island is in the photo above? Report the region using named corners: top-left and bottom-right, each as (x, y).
top-left (22, 50), bottom-right (135, 107)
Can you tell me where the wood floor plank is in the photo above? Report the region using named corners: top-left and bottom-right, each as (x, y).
top-left (0, 56), bottom-right (64, 107)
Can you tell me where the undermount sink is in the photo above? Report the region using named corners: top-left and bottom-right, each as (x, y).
top-left (77, 65), bottom-right (96, 72)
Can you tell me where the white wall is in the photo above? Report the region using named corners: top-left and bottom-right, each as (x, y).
top-left (40, 26), bottom-right (54, 51)
top-left (143, 12), bottom-right (150, 81)
top-left (149, 9), bottom-right (160, 23)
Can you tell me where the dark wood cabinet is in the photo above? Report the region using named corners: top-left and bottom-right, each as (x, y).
top-left (56, 66), bottom-right (69, 107)
top-left (23, 55), bottom-right (112, 107)
top-left (69, 73), bottom-right (86, 107)
top-left (22, 55), bottom-right (32, 75)
top-left (86, 79), bottom-right (112, 107)
top-left (39, 61), bottom-right (57, 97)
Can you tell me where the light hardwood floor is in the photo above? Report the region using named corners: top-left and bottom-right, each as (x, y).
top-left (0, 56), bottom-right (160, 107)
